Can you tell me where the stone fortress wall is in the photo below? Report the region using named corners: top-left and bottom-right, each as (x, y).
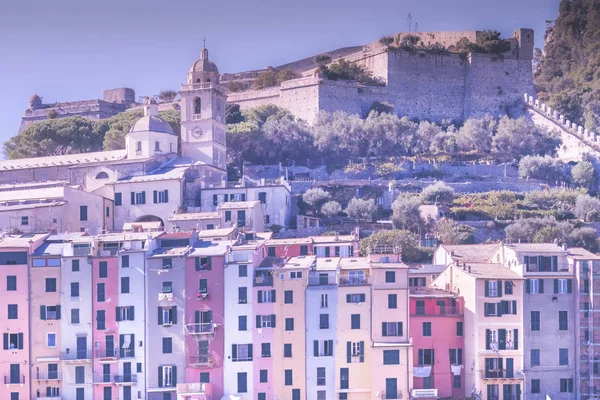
top-left (225, 29), bottom-right (535, 124)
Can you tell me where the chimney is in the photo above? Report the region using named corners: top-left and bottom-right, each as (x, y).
top-left (468, 266), bottom-right (471, 273)
top-left (562, 243), bottom-right (568, 251)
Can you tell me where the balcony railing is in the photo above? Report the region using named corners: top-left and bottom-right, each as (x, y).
top-left (414, 307), bottom-right (459, 316)
top-left (95, 348), bottom-right (119, 359)
top-left (381, 390), bottom-right (403, 399)
top-left (339, 276), bottom-right (370, 286)
top-left (4, 374), bottom-right (25, 384)
top-left (253, 276), bottom-right (273, 287)
top-left (182, 83), bottom-right (225, 91)
top-left (34, 372), bottom-right (60, 380)
top-left (176, 382), bottom-right (213, 396)
top-left (411, 389), bottom-right (438, 398)
top-left (62, 350), bottom-right (92, 361)
top-left (308, 275), bottom-right (337, 286)
top-left (185, 323), bottom-right (217, 335)
top-left (113, 374), bottom-right (138, 384)
top-left (481, 369), bottom-right (523, 380)
top-left (36, 396), bottom-right (62, 400)
top-left (189, 355), bottom-right (214, 367)
top-left (99, 248), bottom-right (120, 257)
top-left (93, 374), bottom-right (114, 383)
top-left (73, 247), bottom-right (91, 257)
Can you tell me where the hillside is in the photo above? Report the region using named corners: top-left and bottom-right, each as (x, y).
top-left (535, 0), bottom-right (600, 131)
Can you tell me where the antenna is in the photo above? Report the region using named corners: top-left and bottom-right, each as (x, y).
top-left (407, 14), bottom-right (413, 33)
top-left (203, 36), bottom-right (206, 48)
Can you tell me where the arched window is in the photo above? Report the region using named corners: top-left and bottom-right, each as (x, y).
top-left (194, 98), bottom-right (201, 115)
top-left (95, 171), bottom-right (109, 179)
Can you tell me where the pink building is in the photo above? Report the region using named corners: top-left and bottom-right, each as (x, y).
top-left (183, 242), bottom-right (228, 399)
top-left (92, 256), bottom-right (120, 400)
top-left (0, 234), bottom-right (47, 400)
top-left (265, 238), bottom-right (312, 258)
top-left (410, 288), bottom-right (465, 399)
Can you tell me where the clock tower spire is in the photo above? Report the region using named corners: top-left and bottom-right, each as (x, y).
top-left (179, 47), bottom-right (227, 169)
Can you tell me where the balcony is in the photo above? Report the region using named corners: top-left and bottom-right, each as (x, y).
top-left (414, 307), bottom-right (460, 316)
top-left (113, 374), bottom-right (138, 385)
top-left (411, 389), bottom-right (438, 398)
top-left (381, 390), bottom-right (403, 399)
top-left (62, 350), bottom-right (92, 363)
top-left (308, 275), bottom-right (337, 286)
top-left (158, 293), bottom-right (174, 302)
top-left (181, 82), bottom-right (225, 91)
top-left (4, 374), bottom-right (25, 385)
top-left (189, 355), bottom-right (214, 367)
top-left (93, 374), bottom-right (115, 384)
top-left (185, 323), bottom-right (217, 336)
top-left (481, 370), bottom-right (524, 380)
top-left (196, 291), bottom-right (209, 300)
top-left (226, 252), bottom-right (253, 264)
top-left (95, 348), bottom-right (119, 362)
top-left (339, 276), bottom-right (370, 286)
top-left (253, 275), bottom-right (273, 287)
top-left (33, 372), bottom-right (61, 380)
top-left (176, 382), bottom-right (213, 399)
top-left (99, 248), bottom-right (120, 257)
top-left (73, 247), bottom-right (91, 257)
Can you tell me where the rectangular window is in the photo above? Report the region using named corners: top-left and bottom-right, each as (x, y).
top-left (422, 322), bottom-right (432, 337)
top-left (97, 283), bottom-right (105, 302)
top-left (99, 262), bottom-right (107, 278)
top-left (238, 316), bottom-right (247, 331)
top-left (231, 344), bottom-right (252, 362)
top-left (238, 265), bottom-right (247, 277)
top-left (162, 281), bottom-right (172, 293)
top-left (97, 310), bottom-right (106, 330)
top-left (284, 343), bottom-right (292, 357)
top-left (559, 348), bottom-right (568, 365)
top-left (46, 278), bottom-right (57, 292)
top-left (532, 379), bottom-right (541, 393)
top-left (259, 369), bottom-right (267, 383)
top-left (300, 245), bottom-right (308, 256)
top-left (416, 300), bottom-right (425, 315)
top-left (319, 314), bottom-right (329, 329)
top-left (285, 318), bottom-right (294, 331)
top-left (199, 372), bottom-right (209, 383)
top-left (7, 304), bottom-right (18, 319)
top-left (153, 190), bottom-right (169, 204)
top-left (284, 370), bottom-right (292, 386)
top-left (47, 333), bottom-right (56, 347)
top-left (531, 311), bottom-right (541, 331)
top-left (351, 314), bottom-right (360, 329)
top-left (317, 367), bottom-right (326, 386)
top-left (505, 280), bottom-right (513, 294)
top-left (261, 343), bottom-right (271, 358)
top-left (385, 271), bottom-right (396, 283)
top-left (418, 349), bottom-right (434, 365)
top-left (290, 271), bottom-right (303, 279)
top-left (238, 287), bottom-right (247, 304)
top-left (121, 255), bottom-right (129, 268)
top-left (131, 191), bottom-right (146, 205)
top-left (453, 374), bottom-right (461, 389)
top-left (555, 278), bottom-right (572, 294)
top-left (486, 280), bottom-right (500, 297)
top-left (340, 368), bottom-right (349, 389)
top-left (6, 276), bottom-right (16, 291)
top-left (530, 349), bottom-right (540, 366)
top-left (121, 277), bottom-right (130, 294)
top-left (388, 294), bottom-right (397, 309)
top-left (21, 216), bottom-right (29, 226)
top-left (267, 247), bottom-right (275, 257)
top-left (292, 389), bottom-right (300, 400)
top-left (257, 315), bottom-right (275, 328)
top-left (225, 211), bottom-right (231, 222)
top-left (71, 309), bottom-right (80, 324)
top-left (321, 294), bottom-right (328, 308)
top-left (559, 311), bottom-right (568, 330)
top-left (449, 348), bottom-right (463, 364)
top-left (383, 350), bottom-right (400, 365)
top-left (560, 378), bottom-right (574, 393)
top-left (284, 290), bottom-right (293, 304)
top-left (346, 293), bottom-right (366, 303)
top-left (456, 322), bottom-right (463, 336)
top-left (80, 206), bottom-right (88, 221)
top-left (237, 372), bottom-right (247, 393)
top-left (162, 338), bottom-right (173, 354)
top-left (258, 289), bottom-right (275, 303)
top-left (115, 193), bottom-right (122, 206)
top-left (258, 394), bottom-right (266, 400)
top-left (70, 282), bottom-right (79, 298)
top-left (382, 322), bottom-right (403, 337)
top-left (72, 260), bottom-right (80, 272)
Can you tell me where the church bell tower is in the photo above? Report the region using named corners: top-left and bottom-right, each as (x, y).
top-left (179, 47), bottom-right (227, 169)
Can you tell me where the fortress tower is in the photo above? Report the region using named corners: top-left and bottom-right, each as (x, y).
top-left (179, 48), bottom-right (227, 170)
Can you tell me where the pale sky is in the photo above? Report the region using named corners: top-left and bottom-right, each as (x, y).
top-left (0, 0), bottom-right (561, 146)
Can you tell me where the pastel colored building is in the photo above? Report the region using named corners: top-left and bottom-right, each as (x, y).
top-left (410, 287), bottom-right (464, 399)
top-left (0, 234), bottom-right (47, 400)
top-left (265, 238), bottom-right (312, 258)
top-left (218, 200), bottom-right (265, 232)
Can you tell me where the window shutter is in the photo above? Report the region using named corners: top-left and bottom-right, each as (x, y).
top-left (257, 291), bottom-right (263, 303)
top-left (164, 190), bottom-right (168, 202)
top-left (232, 344), bottom-right (237, 360)
top-left (172, 306), bottom-right (177, 324)
top-left (431, 349), bottom-right (435, 364)
top-left (457, 349), bottom-right (462, 364)
top-left (328, 340), bottom-right (333, 355)
top-left (418, 349), bottom-right (423, 365)
top-left (346, 342), bottom-right (351, 363)
top-left (207, 310), bottom-right (212, 322)
top-left (449, 349), bottom-right (455, 363)
top-left (247, 344), bottom-right (253, 360)
top-left (256, 316), bottom-right (261, 328)
top-left (158, 307), bottom-right (163, 325)
top-left (314, 340), bottom-right (319, 357)
top-left (486, 329), bottom-right (491, 350)
top-left (554, 279), bottom-right (559, 294)
top-left (539, 279), bottom-right (544, 293)
top-left (382, 322), bottom-right (387, 337)
top-left (499, 329), bottom-right (506, 350)
top-left (360, 294), bottom-right (365, 302)
top-left (398, 322), bottom-right (403, 336)
top-left (158, 366), bottom-right (163, 387)
top-left (497, 280), bottom-right (502, 297)
top-left (172, 366), bottom-right (177, 385)
top-left (153, 191), bottom-right (158, 204)
top-left (56, 305), bottom-right (61, 320)
top-left (567, 279), bottom-right (573, 293)
top-left (526, 279), bottom-right (530, 294)
top-left (484, 280), bottom-right (489, 297)
top-left (40, 306), bottom-right (46, 320)
top-left (346, 294), bottom-right (351, 303)
top-left (116, 307), bottom-right (121, 322)
top-left (497, 302), bottom-right (503, 317)
top-left (207, 257), bottom-right (212, 270)
top-left (128, 306), bottom-right (134, 320)
top-left (484, 303), bottom-right (489, 317)
top-left (512, 300), bottom-right (517, 315)
top-left (359, 341), bottom-right (364, 363)
top-left (271, 290), bottom-right (276, 302)
top-left (514, 329), bottom-right (519, 350)
top-left (16, 333), bottom-right (22, 349)
top-left (524, 256), bottom-right (529, 269)
top-left (141, 191), bottom-right (146, 204)
top-left (241, 193), bottom-right (246, 201)
top-left (552, 256), bottom-right (558, 271)
top-left (3, 333), bottom-right (7, 350)
top-left (270, 315), bottom-right (276, 328)
top-left (131, 192), bottom-right (135, 205)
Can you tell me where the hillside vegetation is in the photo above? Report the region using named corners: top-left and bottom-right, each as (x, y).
top-left (535, 0), bottom-right (600, 131)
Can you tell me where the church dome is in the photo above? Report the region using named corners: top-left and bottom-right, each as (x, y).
top-left (189, 48), bottom-right (219, 74)
top-left (129, 115), bottom-right (175, 135)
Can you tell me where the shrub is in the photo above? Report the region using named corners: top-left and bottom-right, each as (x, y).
top-left (505, 217), bottom-right (571, 243)
top-left (420, 181), bottom-right (455, 204)
top-left (302, 188), bottom-right (331, 209)
top-left (518, 155), bottom-right (565, 181)
top-left (571, 160), bottom-right (595, 188)
top-left (359, 229), bottom-right (421, 261)
top-left (345, 198), bottom-right (377, 222)
top-left (227, 81), bottom-right (247, 93)
top-left (574, 194), bottom-right (600, 222)
top-left (391, 195), bottom-right (423, 231)
top-left (568, 227), bottom-right (599, 253)
top-left (321, 201), bottom-right (342, 218)
top-left (379, 36), bottom-right (394, 47)
top-left (436, 218), bottom-right (475, 245)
